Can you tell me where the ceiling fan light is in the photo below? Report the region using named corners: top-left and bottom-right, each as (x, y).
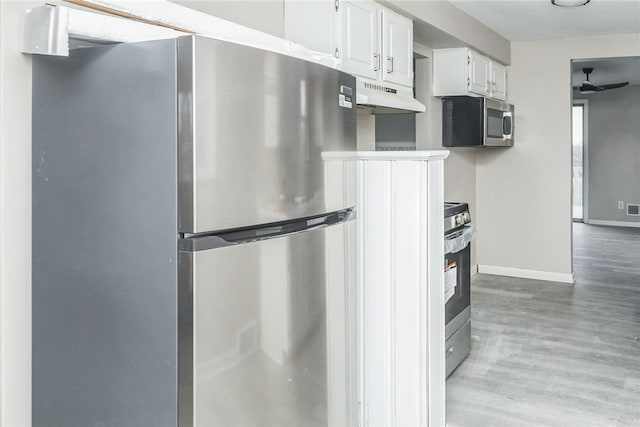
top-left (551, 0), bottom-right (590, 7)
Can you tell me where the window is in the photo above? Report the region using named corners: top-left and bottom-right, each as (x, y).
top-left (572, 102), bottom-right (587, 221)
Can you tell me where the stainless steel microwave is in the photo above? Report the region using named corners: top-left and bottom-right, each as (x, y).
top-left (442, 96), bottom-right (514, 147)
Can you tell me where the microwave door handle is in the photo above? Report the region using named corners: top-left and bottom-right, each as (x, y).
top-left (503, 111), bottom-right (513, 139)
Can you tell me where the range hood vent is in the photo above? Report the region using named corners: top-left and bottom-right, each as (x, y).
top-left (356, 80), bottom-right (425, 114)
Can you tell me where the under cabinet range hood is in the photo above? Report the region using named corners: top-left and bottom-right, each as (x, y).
top-left (356, 79), bottom-right (426, 114)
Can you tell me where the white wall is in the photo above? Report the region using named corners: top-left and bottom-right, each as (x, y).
top-left (357, 109), bottom-right (376, 151)
top-left (0, 1), bottom-right (37, 425)
top-left (414, 47), bottom-right (477, 267)
top-left (577, 86), bottom-right (640, 224)
top-left (476, 33), bottom-right (640, 281)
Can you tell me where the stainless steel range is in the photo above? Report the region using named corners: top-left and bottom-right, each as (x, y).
top-left (444, 202), bottom-right (474, 377)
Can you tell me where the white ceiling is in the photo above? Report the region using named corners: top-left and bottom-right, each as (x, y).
top-left (447, 0), bottom-right (640, 87)
top-left (449, 0), bottom-right (640, 42)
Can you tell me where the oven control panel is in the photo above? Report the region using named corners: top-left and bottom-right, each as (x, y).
top-left (444, 202), bottom-right (471, 234)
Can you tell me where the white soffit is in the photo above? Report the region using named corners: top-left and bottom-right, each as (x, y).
top-left (61, 0), bottom-right (338, 67)
top-left (23, 4), bottom-right (185, 56)
top-left (449, 0), bottom-right (640, 42)
top-left (23, 0), bottom-right (339, 69)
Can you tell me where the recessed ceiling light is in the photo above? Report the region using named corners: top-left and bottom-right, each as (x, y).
top-left (551, 0), bottom-right (591, 6)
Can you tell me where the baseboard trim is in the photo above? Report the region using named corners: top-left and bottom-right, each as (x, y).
top-left (587, 219), bottom-right (640, 228)
top-left (478, 265), bottom-right (575, 284)
top-left (471, 264), bottom-right (479, 276)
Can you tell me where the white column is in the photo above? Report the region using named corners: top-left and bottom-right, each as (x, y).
top-left (323, 150), bottom-right (448, 427)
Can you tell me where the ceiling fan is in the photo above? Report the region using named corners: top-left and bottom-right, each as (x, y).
top-left (577, 67), bottom-right (629, 94)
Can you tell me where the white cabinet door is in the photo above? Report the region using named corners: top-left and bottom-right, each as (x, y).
top-left (381, 9), bottom-right (413, 87)
top-left (340, 0), bottom-right (379, 80)
top-left (468, 51), bottom-right (490, 96)
top-left (490, 61), bottom-right (507, 100)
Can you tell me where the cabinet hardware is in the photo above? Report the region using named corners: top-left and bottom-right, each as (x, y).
top-left (335, 0), bottom-right (339, 11)
top-left (335, 48), bottom-right (339, 58)
top-left (386, 56), bottom-right (393, 73)
top-left (373, 53), bottom-right (380, 71)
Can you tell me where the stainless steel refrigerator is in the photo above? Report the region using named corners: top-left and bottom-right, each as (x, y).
top-left (32, 35), bottom-right (357, 426)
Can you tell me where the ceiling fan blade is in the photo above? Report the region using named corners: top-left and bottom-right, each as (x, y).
top-left (579, 82), bottom-right (596, 93)
top-left (595, 82), bottom-right (629, 91)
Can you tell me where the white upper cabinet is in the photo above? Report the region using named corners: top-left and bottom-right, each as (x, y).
top-left (468, 50), bottom-right (490, 96)
top-left (341, 0), bottom-right (379, 81)
top-left (490, 61), bottom-right (507, 100)
top-left (381, 8), bottom-right (413, 87)
top-left (433, 47), bottom-right (508, 101)
top-left (284, 0), bottom-right (415, 90)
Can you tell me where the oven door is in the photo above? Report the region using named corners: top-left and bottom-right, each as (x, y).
top-left (444, 237), bottom-right (471, 334)
top-left (484, 98), bottom-right (514, 147)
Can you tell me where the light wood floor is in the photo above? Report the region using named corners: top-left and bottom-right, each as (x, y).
top-left (446, 223), bottom-right (640, 426)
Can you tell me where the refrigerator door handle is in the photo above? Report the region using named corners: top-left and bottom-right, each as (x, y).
top-left (179, 208), bottom-right (355, 252)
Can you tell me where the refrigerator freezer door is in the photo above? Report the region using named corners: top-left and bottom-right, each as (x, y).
top-left (178, 36), bottom-right (357, 234)
top-left (179, 220), bottom-right (357, 426)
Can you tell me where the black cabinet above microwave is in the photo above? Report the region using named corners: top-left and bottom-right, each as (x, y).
top-left (442, 96), bottom-right (514, 147)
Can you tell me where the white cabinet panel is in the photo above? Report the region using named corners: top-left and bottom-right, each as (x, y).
top-left (381, 9), bottom-right (413, 87)
top-left (490, 61), bottom-right (507, 101)
top-left (433, 47), bottom-right (508, 100)
top-left (468, 50), bottom-right (490, 96)
top-left (284, 1), bottom-right (336, 56)
top-left (432, 48), bottom-right (467, 97)
top-left (341, 0), bottom-right (379, 80)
